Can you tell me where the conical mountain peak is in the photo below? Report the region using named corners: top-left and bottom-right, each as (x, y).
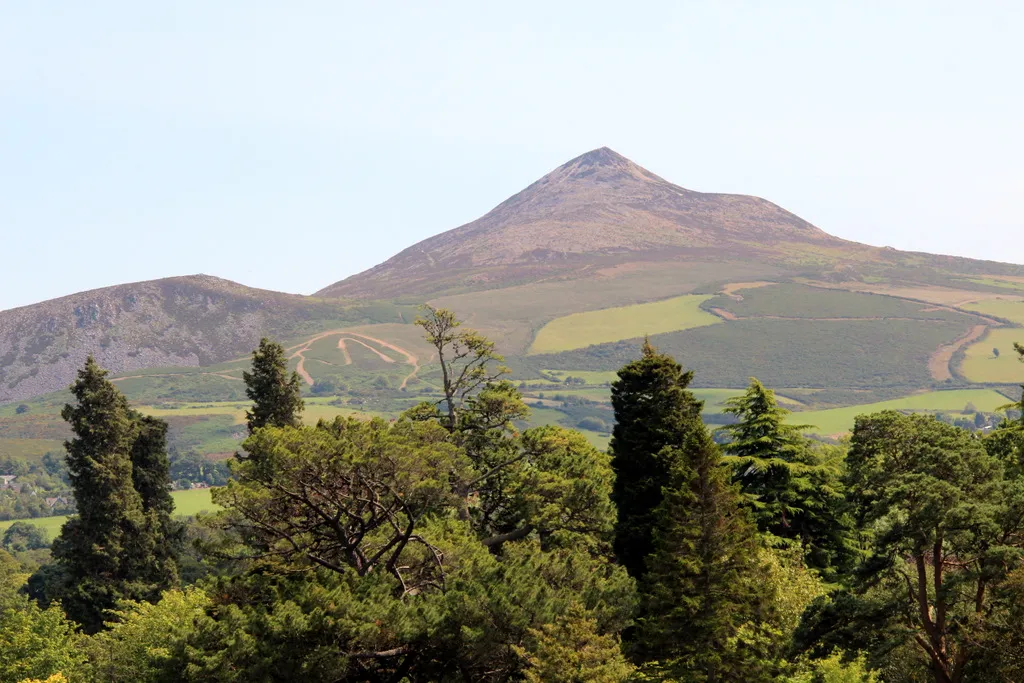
top-left (570, 146), bottom-right (630, 167)
top-left (546, 146), bottom-right (671, 187)
top-left (316, 148), bottom-right (839, 299)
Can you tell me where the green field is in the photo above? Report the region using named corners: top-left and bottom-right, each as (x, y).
top-left (543, 370), bottom-right (620, 384)
top-left (962, 299), bottom-right (1024, 324)
top-left (961, 328), bottom-right (1024, 383)
top-left (0, 488), bottom-right (220, 538)
top-left (529, 295), bottom-right (720, 354)
top-left (791, 389), bottom-right (1012, 435)
top-left (529, 387), bottom-right (614, 402)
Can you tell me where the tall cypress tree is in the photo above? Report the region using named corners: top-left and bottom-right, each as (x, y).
top-left (129, 412), bottom-right (182, 577)
top-left (48, 357), bottom-right (176, 632)
top-left (243, 337), bottom-right (304, 434)
top-left (129, 413), bottom-right (175, 517)
top-left (720, 378), bottom-right (852, 574)
top-left (635, 425), bottom-right (772, 681)
top-left (610, 340), bottom-right (703, 579)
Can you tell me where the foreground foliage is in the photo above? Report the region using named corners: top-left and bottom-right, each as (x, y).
top-left (5, 315), bottom-right (1024, 682)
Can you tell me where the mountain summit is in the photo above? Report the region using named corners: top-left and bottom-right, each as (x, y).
top-left (317, 147), bottom-right (841, 299)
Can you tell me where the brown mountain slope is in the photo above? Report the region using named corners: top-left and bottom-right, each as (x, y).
top-left (317, 147), bottom-right (860, 299)
top-left (0, 275), bottom-right (409, 403)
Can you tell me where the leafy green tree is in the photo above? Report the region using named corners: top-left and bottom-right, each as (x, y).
top-left (81, 587), bottom-right (211, 683)
top-left (720, 378), bottom-right (853, 575)
top-left (242, 337), bottom-right (304, 434)
top-left (802, 411), bottom-right (1024, 683)
top-left (2, 523), bottom-right (48, 553)
top-left (634, 425), bottom-right (774, 681)
top-left (0, 550), bottom-right (84, 683)
top-left (198, 414), bottom-right (632, 681)
top-left (45, 357), bottom-right (177, 632)
top-left (515, 602), bottom-right (634, 682)
top-left (609, 340), bottom-right (703, 579)
top-left (786, 651), bottom-right (879, 683)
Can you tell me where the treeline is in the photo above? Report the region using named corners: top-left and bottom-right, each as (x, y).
top-left (1, 314), bottom-right (1023, 682)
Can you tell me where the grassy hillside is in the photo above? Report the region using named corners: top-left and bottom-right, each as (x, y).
top-left (0, 274), bottom-right (421, 404)
top-left (533, 318), bottom-right (972, 389)
top-left (529, 294), bottom-right (720, 354)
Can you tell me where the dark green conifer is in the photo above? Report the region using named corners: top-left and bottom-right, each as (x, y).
top-left (243, 337), bottom-right (304, 434)
top-left (610, 340), bottom-right (703, 579)
top-left (129, 412), bottom-right (183, 576)
top-left (48, 357), bottom-right (177, 632)
top-left (720, 378), bottom-right (853, 574)
top-left (636, 425), bottom-right (773, 681)
top-left (129, 414), bottom-right (175, 517)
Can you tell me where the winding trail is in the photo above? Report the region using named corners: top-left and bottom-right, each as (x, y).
top-left (720, 281), bottom-right (776, 300)
top-left (344, 338), bottom-right (395, 363)
top-left (286, 329), bottom-right (421, 389)
top-left (336, 338), bottom-right (353, 365)
top-left (928, 324), bottom-right (988, 382)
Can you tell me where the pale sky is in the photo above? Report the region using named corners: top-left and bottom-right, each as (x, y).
top-left (2, 2), bottom-right (1023, 311)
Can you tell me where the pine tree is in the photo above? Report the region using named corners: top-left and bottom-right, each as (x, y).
top-left (610, 340), bottom-right (703, 579)
top-left (243, 337), bottom-right (304, 434)
top-left (635, 425), bottom-right (772, 681)
top-left (720, 378), bottom-right (853, 575)
top-left (48, 357), bottom-right (176, 632)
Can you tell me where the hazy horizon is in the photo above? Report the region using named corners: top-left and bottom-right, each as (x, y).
top-left (3, 2), bottom-right (1023, 311)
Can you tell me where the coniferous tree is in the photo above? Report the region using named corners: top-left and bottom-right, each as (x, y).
top-left (47, 357), bottom-right (176, 632)
top-left (635, 425), bottom-right (773, 681)
top-left (129, 412), bottom-right (182, 579)
top-left (610, 340), bottom-right (703, 579)
top-left (242, 337), bottom-right (304, 434)
top-left (129, 414), bottom-right (175, 518)
top-left (720, 378), bottom-right (853, 574)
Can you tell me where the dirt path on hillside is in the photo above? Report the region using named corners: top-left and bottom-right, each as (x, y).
top-left (285, 329), bottom-right (420, 389)
top-left (928, 324), bottom-right (988, 381)
top-left (336, 339), bottom-right (353, 365)
top-left (710, 307), bottom-right (739, 321)
top-left (720, 281), bottom-right (776, 300)
top-left (344, 338), bottom-right (395, 363)
top-left (345, 332), bottom-right (421, 389)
